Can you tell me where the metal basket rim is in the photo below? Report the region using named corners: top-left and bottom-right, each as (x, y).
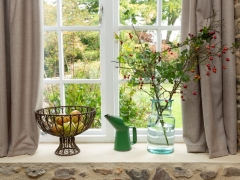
top-left (35, 105), bottom-right (96, 116)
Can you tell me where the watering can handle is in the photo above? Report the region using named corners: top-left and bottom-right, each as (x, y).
top-left (129, 126), bottom-right (137, 145)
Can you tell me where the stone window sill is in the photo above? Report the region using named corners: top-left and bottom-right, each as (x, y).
top-left (1, 143), bottom-right (240, 163)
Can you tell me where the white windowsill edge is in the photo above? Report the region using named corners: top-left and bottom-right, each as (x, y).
top-left (1, 143), bottom-right (240, 163)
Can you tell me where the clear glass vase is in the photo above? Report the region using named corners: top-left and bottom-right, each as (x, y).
top-left (147, 99), bottom-right (175, 154)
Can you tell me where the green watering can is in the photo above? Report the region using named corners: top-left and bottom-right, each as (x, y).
top-left (104, 114), bottom-right (137, 151)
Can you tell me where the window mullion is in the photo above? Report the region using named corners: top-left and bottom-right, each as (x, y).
top-left (57, 0), bottom-right (65, 106)
top-left (100, 0), bottom-right (115, 141)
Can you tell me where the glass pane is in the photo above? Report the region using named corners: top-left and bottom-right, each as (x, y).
top-left (161, 30), bottom-right (180, 59)
top-left (62, 0), bottom-right (99, 26)
top-left (44, 0), bottom-right (57, 26)
top-left (120, 0), bottom-right (157, 25)
top-left (65, 84), bottom-right (101, 128)
top-left (43, 84), bottom-right (60, 107)
top-left (161, 0), bottom-right (182, 26)
top-left (119, 83), bottom-right (151, 128)
top-left (118, 30), bottom-right (157, 79)
top-left (44, 31), bottom-right (59, 79)
top-left (63, 31), bottom-right (100, 79)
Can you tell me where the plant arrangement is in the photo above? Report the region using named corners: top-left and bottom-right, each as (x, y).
top-left (114, 10), bottom-right (238, 146)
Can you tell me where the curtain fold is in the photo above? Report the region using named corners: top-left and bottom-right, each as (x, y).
top-left (181, 0), bottom-right (237, 158)
top-left (0, 0), bottom-right (42, 157)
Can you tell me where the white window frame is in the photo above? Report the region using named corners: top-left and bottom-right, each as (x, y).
top-left (40, 0), bottom-right (183, 143)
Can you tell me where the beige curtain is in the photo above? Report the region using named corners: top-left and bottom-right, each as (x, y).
top-left (0, 0), bottom-right (43, 157)
top-left (181, 0), bottom-right (237, 158)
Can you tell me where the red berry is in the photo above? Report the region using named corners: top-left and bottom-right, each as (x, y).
top-left (224, 47), bottom-right (228, 51)
top-left (191, 69), bottom-right (195, 73)
top-left (222, 65), bottom-right (226, 69)
top-left (165, 100), bottom-right (168, 103)
top-left (129, 54), bottom-right (133, 57)
top-left (182, 99), bottom-right (185, 101)
top-left (212, 67), bottom-right (216, 73)
top-left (193, 92), bottom-right (197, 95)
top-left (139, 77), bottom-right (142, 80)
top-left (129, 33), bottom-right (133, 39)
top-left (206, 46), bottom-right (210, 50)
top-left (180, 90), bottom-right (183, 94)
top-left (151, 76), bottom-right (155, 79)
top-left (206, 64), bottom-right (210, 67)
top-left (226, 58), bottom-right (230, 61)
top-left (181, 95), bottom-right (183, 98)
top-left (124, 75), bottom-right (126, 79)
top-left (211, 44), bottom-right (215, 48)
top-left (208, 67), bottom-right (211, 70)
top-left (213, 36), bottom-right (217, 39)
top-left (206, 72), bottom-right (210, 76)
top-left (183, 85), bottom-right (187, 88)
top-left (209, 57), bottom-right (213, 61)
top-left (217, 53), bottom-right (221, 57)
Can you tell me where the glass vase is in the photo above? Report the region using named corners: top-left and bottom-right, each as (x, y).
top-left (147, 99), bottom-right (175, 154)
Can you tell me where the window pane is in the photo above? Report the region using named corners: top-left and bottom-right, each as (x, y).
top-left (43, 84), bottom-right (60, 107)
top-left (119, 83), bottom-right (151, 128)
top-left (63, 31), bottom-right (100, 79)
top-left (120, 0), bottom-right (157, 25)
top-left (44, 0), bottom-right (57, 26)
top-left (44, 31), bottom-right (59, 79)
top-left (161, 30), bottom-right (180, 61)
top-left (161, 0), bottom-right (182, 26)
top-left (65, 84), bottom-right (101, 128)
top-left (118, 30), bottom-right (157, 79)
top-left (62, 0), bottom-right (99, 26)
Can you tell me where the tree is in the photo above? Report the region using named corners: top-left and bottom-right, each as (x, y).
top-left (162, 0), bottom-right (182, 43)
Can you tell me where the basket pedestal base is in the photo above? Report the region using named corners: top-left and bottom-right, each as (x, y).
top-left (55, 136), bottom-right (80, 156)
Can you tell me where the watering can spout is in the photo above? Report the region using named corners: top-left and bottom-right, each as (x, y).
top-left (104, 114), bottom-right (137, 151)
top-left (104, 114), bottom-right (128, 132)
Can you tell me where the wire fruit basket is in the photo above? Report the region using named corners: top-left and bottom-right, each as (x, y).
top-left (35, 106), bottom-right (96, 156)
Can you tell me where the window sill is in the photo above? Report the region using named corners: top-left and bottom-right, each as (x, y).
top-left (1, 143), bottom-right (239, 163)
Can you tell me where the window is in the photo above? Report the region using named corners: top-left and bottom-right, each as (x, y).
top-left (42, 0), bottom-right (182, 142)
